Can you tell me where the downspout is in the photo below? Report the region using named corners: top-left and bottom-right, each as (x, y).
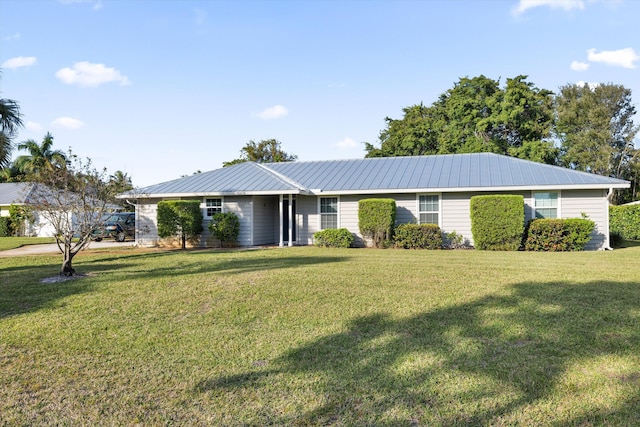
top-left (604, 188), bottom-right (613, 250)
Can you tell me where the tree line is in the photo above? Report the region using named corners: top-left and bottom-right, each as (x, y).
top-left (364, 75), bottom-right (639, 204)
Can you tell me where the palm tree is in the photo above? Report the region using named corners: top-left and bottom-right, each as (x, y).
top-left (0, 89), bottom-right (24, 168)
top-left (15, 132), bottom-right (68, 177)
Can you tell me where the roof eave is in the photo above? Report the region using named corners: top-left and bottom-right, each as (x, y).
top-left (309, 183), bottom-right (630, 196)
top-left (119, 189), bottom-right (310, 199)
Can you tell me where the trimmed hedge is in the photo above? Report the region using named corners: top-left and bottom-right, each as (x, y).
top-left (524, 218), bottom-right (595, 251)
top-left (358, 198), bottom-right (396, 248)
top-left (470, 195), bottom-right (524, 251)
top-left (610, 204), bottom-right (640, 240)
top-left (394, 223), bottom-right (442, 249)
top-left (0, 217), bottom-right (10, 237)
top-left (157, 200), bottom-right (204, 249)
top-left (313, 228), bottom-right (354, 248)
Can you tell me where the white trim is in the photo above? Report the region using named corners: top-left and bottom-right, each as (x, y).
top-left (416, 193), bottom-right (442, 227)
top-left (202, 196), bottom-right (224, 218)
top-left (318, 196), bottom-right (340, 230)
top-left (123, 183), bottom-right (630, 200)
top-left (532, 191), bottom-right (561, 219)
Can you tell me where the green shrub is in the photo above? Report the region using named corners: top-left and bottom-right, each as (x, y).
top-left (8, 204), bottom-right (33, 236)
top-left (0, 217), bottom-right (10, 237)
top-left (394, 223), bottom-right (442, 249)
top-left (444, 231), bottom-right (469, 249)
top-left (470, 195), bottom-right (524, 251)
top-left (313, 228), bottom-right (354, 248)
top-left (208, 212), bottom-right (240, 247)
top-left (358, 199), bottom-right (396, 248)
top-left (157, 200), bottom-right (204, 249)
top-left (524, 218), bottom-right (595, 251)
top-left (610, 204), bottom-right (640, 240)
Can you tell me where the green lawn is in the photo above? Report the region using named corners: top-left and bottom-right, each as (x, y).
top-left (0, 236), bottom-right (56, 251)
top-left (1, 246), bottom-right (640, 425)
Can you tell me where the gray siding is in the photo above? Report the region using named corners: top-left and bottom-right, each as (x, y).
top-left (225, 196), bottom-right (253, 246)
top-left (297, 195), bottom-right (318, 245)
top-left (253, 196), bottom-right (278, 245)
top-left (560, 189), bottom-right (609, 250)
top-left (137, 199), bottom-right (159, 247)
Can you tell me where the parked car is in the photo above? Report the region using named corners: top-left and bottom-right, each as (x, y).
top-left (91, 212), bottom-right (135, 242)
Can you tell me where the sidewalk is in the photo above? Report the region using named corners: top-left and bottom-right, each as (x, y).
top-left (0, 240), bottom-right (136, 257)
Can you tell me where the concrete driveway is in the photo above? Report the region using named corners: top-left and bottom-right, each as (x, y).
top-left (0, 240), bottom-right (136, 257)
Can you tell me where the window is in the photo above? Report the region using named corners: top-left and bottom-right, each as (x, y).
top-left (534, 192), bottom-right (558, 218)
top-left (205, 198), bottom-right (222, 217)
top-left (418, 195), bottom-right (439, 225)
top-left (320, 197), bottom-right (338, 229)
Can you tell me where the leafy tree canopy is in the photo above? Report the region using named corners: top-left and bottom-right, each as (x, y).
top-left (365, 75), bottom-right (557, 164)
top-left (224, 139), bottom-right (297, 167)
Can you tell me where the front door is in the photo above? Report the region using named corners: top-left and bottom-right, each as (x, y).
top-left (282, 198), bottom-right (296, 242)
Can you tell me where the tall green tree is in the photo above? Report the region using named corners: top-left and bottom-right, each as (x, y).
top-left (224, 139), bottom-right (297, 167)
top-left (0, 75), bottom-right (24, 168)
top-left (15, 132), bottom-right (68, 177)
top-left (365, 75), bottom-right (556, 164)
top-left (555, 83), bottom-right (639, 203)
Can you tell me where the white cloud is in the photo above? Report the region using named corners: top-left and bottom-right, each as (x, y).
top-left (3, 32), bottom-right (21, 41)
top-left (335, 137), bottom-right (359, 150)
top-left (55, 61), bottom-right (131, 87)
top-left (254, 105), bottom-right (288, 120)
top-left (570, 60), bottom-right (589, 71)
top-left (512, 0), bottom-right (585, 15)
top-left (59, 0), bottom-right (103, 10)
top-left (25, 121), bottom-right (43, 132)
top-left (52, 117), bottom-right (85, 130)
top-left (587, 48), bottom-right (639, 69)
top-left (1, 56), bottom-right (37, 69)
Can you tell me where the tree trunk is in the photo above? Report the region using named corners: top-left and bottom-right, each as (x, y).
top-left (60, 244), bottom-right (75, 276)
top-left (181, 233), bottom-right (186, 250)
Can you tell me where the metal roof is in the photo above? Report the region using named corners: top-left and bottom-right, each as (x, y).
top-left (0, 183), bottom-right (36, 205)
top-left (131, 153), bottom-right (630, 198)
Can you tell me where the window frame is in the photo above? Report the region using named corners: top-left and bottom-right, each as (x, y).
top-left (318, 196), bottom-right (339, 230)
top-left (532, 191), bottom-right (560, 219)
top-left (416, 193), bottom-right (441, 226)
top-left (203, 197), bottom-right (223, 218)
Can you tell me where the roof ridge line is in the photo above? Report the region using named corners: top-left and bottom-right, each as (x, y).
top-left (252, 162), bottom-right (308, 193)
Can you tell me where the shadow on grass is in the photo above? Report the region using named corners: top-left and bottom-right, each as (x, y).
top-left (1, 249), bottom-right (350, 319)
top-left (80, 248), bottom-right (351, 281)
top-left (197, 280), bottom-right (640, 425)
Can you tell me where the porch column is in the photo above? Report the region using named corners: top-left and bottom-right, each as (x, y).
top-left (279, 194), bottom-right (284, 247)
top-left (288, 194), bottom-right (293, 247)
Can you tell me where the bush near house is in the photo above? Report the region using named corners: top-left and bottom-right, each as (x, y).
top-left (524, 218), bottom-right (595, 251)
top-left (313, 228), bottom-right (354, 248)
top-left (470, 195), bottom-right (524, 251)
top-left (610, 204), bottom-right (640, 241)
top-left (358, 198), bottom-right (396, 248)
top-left (208, 212), bottom-right (240, 247)
top-left (0, 217), bottom-right (10, 237)
top-left (394, 223), bottom-right (443, 249)
top-left (157, 200), bottom-right (204, 249)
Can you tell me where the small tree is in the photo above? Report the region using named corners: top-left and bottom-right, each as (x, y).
top-left (8, 204), bottom-right (33, 236)
top-left (25, 153), bottom-right (120, 276)
top-left (358, 198), bottom-right (396, 248)
top-left (208, 212), bottom-right (240, 247)
top-left (157, 200), bottom-right (204, 249)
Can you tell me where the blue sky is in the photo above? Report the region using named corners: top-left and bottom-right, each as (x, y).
top-left (1, 0), bottom-right (639, 187)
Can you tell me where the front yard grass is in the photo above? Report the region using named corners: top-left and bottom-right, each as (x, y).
top-left (0, 236), bottom-right (56, 251)
top-left (1, 246), bottom-right (640, 425)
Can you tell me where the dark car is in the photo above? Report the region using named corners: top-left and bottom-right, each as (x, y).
top-left (92, 212), bottom-right (135, 242)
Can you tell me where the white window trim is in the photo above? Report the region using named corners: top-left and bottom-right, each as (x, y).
top-left (318, 196), bottom-right (340, 230)
top-left (532, 191), bottom-right (561, 219)
top-left (202, 197), bottom-right (224, 218)
top-left (416, 193), bottom-right (442, 227)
